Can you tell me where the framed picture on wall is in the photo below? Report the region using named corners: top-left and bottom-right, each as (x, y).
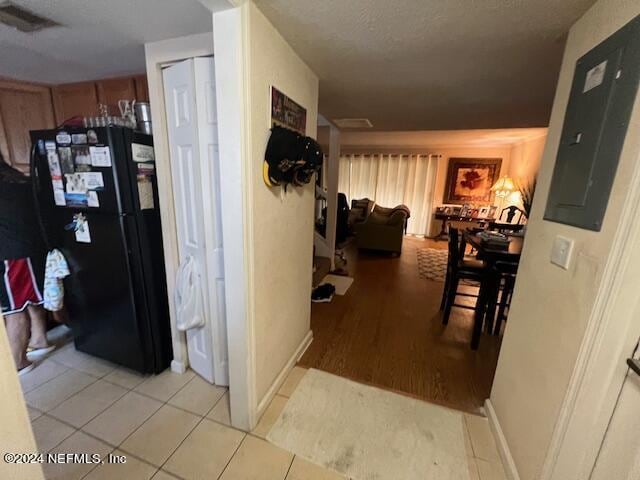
top-left (477, 206), bottom-right (491, 219)
top-left (443, 157), bottom-right (502, 205)
top-left (270, 86), bottom-right (307, 135)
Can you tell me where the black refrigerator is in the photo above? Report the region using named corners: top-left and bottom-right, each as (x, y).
top-left (30, 126), bottom-right (172, 374)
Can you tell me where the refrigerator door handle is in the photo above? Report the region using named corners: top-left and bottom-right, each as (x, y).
top-left (30, 142), bottom-right (51, 250)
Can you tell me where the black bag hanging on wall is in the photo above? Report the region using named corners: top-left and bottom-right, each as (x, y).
top-left (263, 125), bottom-right (323, 189)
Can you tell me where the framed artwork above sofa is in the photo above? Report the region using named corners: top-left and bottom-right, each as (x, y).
top-left (443, 157), bottom-right (502, 205)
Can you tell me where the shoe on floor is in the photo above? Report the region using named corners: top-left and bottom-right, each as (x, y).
top-left (312, 283), bottom-right (336, 303)
top-left (26, 345), bottom-right (56, 360)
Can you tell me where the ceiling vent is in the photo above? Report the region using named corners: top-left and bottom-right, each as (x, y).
top-left (0, 2), bottom-right (59, 32)
top-left (333, 118), bottom-right (373, 129)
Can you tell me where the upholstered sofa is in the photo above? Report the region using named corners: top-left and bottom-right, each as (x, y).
top-left (351, 198), bottom-right (411, 254)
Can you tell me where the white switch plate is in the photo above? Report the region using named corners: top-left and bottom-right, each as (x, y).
top-left (551, 235), bottom-right (574, 269)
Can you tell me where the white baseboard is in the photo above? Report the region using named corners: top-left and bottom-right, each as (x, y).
top-left (171, 359), bottom-right (187, 374)
top-left (485, 399), bottom-right (520, 480)
top-left (256, 330), bottom-right (313, 419)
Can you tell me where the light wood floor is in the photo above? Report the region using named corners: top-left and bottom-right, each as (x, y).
top-left (299, 236), bottom-right (502, 414)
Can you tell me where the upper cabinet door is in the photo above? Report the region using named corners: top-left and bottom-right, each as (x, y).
top-left (52, 81), bottom-right (98, 124)
top-left (134, 75), bottom-right (149, 103)
top-left (96, 77), bottom-right (136, 116)
top-left (0, 80), bottom-right (56, 173)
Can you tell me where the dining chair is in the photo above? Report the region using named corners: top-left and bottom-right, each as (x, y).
top-left (441, 228), bottom-right (486, 326)
top-left (489, 206), bottom-right (526, 234)
top-left (492, 261), bottom-right (519, 335)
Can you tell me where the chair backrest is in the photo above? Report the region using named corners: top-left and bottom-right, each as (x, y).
top-left (499, 206), bottom-right (524, 224)
top-left (447, 227), bottom-right (461, 267)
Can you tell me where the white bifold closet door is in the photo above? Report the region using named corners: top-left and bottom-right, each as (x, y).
top-left (163, 57), bottom-right (229, 385)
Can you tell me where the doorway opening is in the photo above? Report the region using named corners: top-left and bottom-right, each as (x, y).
top-left (305, 130), bottom-right (547, 414)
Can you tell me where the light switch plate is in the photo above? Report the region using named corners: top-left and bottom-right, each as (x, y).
top-left (551, 235), bottom-right (574, 269)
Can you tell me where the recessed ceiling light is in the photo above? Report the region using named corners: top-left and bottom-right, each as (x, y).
top-left (333, 118), bottom-right (373, 129)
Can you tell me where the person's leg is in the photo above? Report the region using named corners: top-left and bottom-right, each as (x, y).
top-left (4, 311), bottom-right (31, 371)
top-left (52, 307), bottom-right (69, 325)
top-left (27, 304), bottom-right (49, 349)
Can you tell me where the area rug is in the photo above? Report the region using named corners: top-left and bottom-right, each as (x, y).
top-left (321, 274), bottom-right (354, 295)
top-left (416, 247), bottom-right (449, 281)
top-left (267, 369), bottom-right (472, 480)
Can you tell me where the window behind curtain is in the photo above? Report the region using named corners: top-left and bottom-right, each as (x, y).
top-left (338, 153), bottom-right (438, 236)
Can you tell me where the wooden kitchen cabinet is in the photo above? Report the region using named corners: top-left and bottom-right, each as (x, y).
top-left (134, 75), bottom-right (149, 103)
top-left (96, 76), bottom-right (136, 115)
top-left (51, 81), bottom-right (98, 125)
top-left (0, 79), bottom-right (55, 173)
top-left (51, 74), bottom-right (148, 121)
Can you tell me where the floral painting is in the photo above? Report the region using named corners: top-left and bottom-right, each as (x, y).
top-left (443, 158), bottom-right (502, 204)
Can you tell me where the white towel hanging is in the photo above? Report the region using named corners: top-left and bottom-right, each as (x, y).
top-left (175, 256), bottom-right (205, 331)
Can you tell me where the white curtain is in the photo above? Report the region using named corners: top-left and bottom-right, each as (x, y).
top-left (339, 153), bottom-right (438, 236)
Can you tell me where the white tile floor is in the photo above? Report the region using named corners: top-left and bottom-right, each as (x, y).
top-left (22, 345), bottom-right (507, 480)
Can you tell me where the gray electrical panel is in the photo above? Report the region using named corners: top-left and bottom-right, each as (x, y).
top-left (544, 15), bottom-right (640, 231)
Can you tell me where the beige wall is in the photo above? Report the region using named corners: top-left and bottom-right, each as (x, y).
top-left (504, 134), bottom-right (548, 210)
top-left (509, 134), bottom-right (547, 182)
top-left (490, 1), bottom-right (640, 479)
top-left (0, 314), bottom-right (44, 480)
top-left (246, 2), bottom-right (319, 402)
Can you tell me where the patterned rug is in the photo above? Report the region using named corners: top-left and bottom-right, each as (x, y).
top-left (416, 248), bottom-right (449, 281)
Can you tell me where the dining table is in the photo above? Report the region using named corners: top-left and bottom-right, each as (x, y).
top-left (464, 230), bottom-right (524, 263)
top-left (463, 230), bottom-right (525, 349)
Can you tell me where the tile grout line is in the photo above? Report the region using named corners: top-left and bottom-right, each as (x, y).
top-left (283, 454), bottom-right (296, 480)
top-left (78, 445), bottom-right (117, 480)
top-left (215, 433), bottom-right (248, 480)
top-left (111, 373), bottom-right (215, 472)
top-left (123, 381), bottom-right (229, 422)
top-left (29, 357), bottom-right (158, 470)
top-left (27, 370), bottom-right (102, 420)
top-left (48, 355), bottom-right (116, 380)
top-left (47, 378), bottom-right (131, 428)
top-left (20, 362), bottom-right (70, 394)
top-left (201, 387), bottom-right (229, 417)
top-left (34, 413), bottom-right (77, 455)
top-left (156, 414), bottom-right (209, 479)
top-left (28, 355), bottom-right (240, 478)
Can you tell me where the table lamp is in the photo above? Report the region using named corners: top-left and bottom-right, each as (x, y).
top-left (491, 176), bottom-right (516, 217)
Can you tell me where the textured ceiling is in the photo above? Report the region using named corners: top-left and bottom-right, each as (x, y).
top-left (341, 128), bottom-right (548, 148)
top-left (254, 0), bottom-right (595, 131)
top-left (0, 0), bottom-right (228, 84)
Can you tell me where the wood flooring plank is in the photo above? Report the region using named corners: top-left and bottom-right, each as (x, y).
top-left (300, 236), bottom-right (501, 414)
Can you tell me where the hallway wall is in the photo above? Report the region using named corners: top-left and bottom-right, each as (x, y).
top-left (508, 134), bottom-right (546, 183)
top-left (246, 2), bottom-right (319, 403)
top-left (490, 1), bottom-right (640, 479)
top-left (0, 313), bottom-right (43, 480)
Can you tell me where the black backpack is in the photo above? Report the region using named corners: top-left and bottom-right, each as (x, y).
top-left (263, 125), bottom-right (323, 188)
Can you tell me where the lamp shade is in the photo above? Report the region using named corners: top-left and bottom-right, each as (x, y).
top-left (491, 176), bottom-right (516, 197)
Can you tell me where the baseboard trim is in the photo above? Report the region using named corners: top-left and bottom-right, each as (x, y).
top-left (256, 330), bottom-right (313, 419)
top-left (485, 399), bottom-right (520, 480)
top-left (171, 359), bottom-right (187, 374)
